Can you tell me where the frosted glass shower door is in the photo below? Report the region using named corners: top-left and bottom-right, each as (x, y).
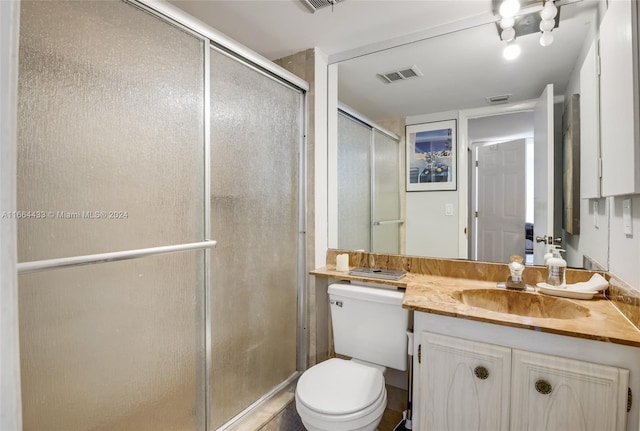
top-left (336, 112), bottom-right (401, 253)
top-left (337, 112), bottom-right (372, 251)
top-left (372, 130), bottom-right (401, 254)
top-left (17, 2), bottom-right (207, 430)
top-left (209, 47), bottom-right (303, 428)
top-left (17, 1), bottom-right (205, 262)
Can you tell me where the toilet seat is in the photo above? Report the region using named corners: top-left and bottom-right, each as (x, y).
top-left (296, 358), bottom-right (387, 431)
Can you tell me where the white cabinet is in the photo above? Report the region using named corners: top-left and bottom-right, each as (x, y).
top-left (413, 312), bottom-right (639, 431)
top-left (599, 0), bottom-right (640, 196)
top-left (418, 332), bottom-right (629, 431)
top-left (580, 39), bottom-right (601, 199)
top-left (420, 332), bottom-right (511, 431)
top-left (511, 349), bottom-right (629, 431)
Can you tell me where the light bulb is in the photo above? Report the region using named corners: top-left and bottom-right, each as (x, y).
top-left (500, 17), bottom-right (515, 29)
top-left (540, 0), bottom-right (557, 20)
top-left (540, 31), bottom-right (554, 46)
top-left (539, 18), bottom-right (555, 32)
top-left (503, 42), bottom-right (521, 60)
top-left (499, 0), bottom-right (520, 18)
top-left (501, 27), bottom-right (516, 42)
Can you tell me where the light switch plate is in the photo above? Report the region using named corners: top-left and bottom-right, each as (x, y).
top-left (445, 203), bottom-right (453, 216)
top-left (623, 199), bottom-right (632, 235)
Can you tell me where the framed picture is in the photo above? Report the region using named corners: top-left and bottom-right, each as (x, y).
top-left (406, 120), bottom-right (457, 191)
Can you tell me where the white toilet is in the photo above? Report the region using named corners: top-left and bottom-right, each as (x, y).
top-left (295, 282), bottom-right (409, 431)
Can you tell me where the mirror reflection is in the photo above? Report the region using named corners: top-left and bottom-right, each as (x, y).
top-left (329, 0), bottom-right (607, 269)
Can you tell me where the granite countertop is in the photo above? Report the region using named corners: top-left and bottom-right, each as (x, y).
top-left (311, 266), bottom-right (640, 348)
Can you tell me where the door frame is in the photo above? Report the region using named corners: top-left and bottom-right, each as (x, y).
top-left (458, 100), bottom-right (536, 260)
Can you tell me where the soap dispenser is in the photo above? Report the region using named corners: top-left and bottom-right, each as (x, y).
top-left (543, 246), bottom-right (555, 265)
top-left (546, 248), bottom-right (567, 287)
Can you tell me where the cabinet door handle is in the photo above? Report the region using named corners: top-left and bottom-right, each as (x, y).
top-left (535, 379), bottom-right (553, 394)
top-left (474, 366), bottom-right (489, 380)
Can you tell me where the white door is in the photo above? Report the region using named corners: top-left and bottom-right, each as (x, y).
top-left (476, 140), bottom-right (526, 263)
top-left (420, 332), bottom-right (511, 431)
top-left (533, 84), bottom-right (556, 265)
top-left (511, 350), bottom-right (629, 431)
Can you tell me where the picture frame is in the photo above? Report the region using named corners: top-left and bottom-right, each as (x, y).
top-left (406, 120), bottom-right (457, 191)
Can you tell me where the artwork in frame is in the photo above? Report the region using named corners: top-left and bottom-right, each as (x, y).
top-left (406, 120), bottom-right (457, 191)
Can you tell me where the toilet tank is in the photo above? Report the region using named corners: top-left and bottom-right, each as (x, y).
top-left (329, 282), bottom-right (409, 371)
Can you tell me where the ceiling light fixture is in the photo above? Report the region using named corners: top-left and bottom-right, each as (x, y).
top-left (500, 16), bottom-right (515, 29)
top-left (495, 0), bottom-right (559, 55)
top-left (540, 0), bottom-right (558, 20)
top-left (496, 0), bottom-right (520, 60)
top-left (540, 31), bottom-right (554, 46)
top-left (503, 41), bottom-right (521, 60)
top-left (539, 0), bottom-right (557, 46)
top-left (501, 27), bottom-right (516, 42)
top-left (499, 0), bottom-right (521, 18)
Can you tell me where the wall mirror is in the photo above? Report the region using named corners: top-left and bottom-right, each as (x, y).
top-left (328, 0), bottom-right (608, 269)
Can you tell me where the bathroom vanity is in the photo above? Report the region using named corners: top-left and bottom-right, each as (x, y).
top-left (312, 252), bottom-right (640, 431)
top-left (411, 311), bottom-right (637, 431)
top-left (401, 272), bottom-right (640, 431)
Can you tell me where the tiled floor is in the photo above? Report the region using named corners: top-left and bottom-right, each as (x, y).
top-left (378, 384), bottom-right (408, 431)
top-left (378, 407), bottom-right (405, 431)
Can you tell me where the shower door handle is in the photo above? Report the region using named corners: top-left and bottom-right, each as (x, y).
top-left (372, 219), bottom-right (404, 226)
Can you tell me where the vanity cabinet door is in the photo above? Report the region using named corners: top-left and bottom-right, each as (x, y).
top-left (510, 349), bottom-right (629, 431)
top-left (420, 332), bottom-right (511, 431)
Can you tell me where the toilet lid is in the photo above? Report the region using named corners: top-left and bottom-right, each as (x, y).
top-left (297, 358), bottom-right (385, 416)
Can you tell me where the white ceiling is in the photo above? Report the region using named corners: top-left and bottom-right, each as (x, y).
top-left (169, 0), bottom-right (600, 122)
top-left (168, 0), bottom-right (495, 60)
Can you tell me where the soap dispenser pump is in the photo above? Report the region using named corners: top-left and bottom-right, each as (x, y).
top-left (543, 246), bottom-right (555, 265)
top-left (546, 248), bottom-right (567, 287)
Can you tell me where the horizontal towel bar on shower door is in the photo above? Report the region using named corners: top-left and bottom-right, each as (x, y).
top-left (372, 219), bottom-right (404, 226)
top-left (17, 240), bottom-right (217, 274)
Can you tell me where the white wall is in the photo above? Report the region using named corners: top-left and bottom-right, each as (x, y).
top-left (609, 197), bottom-right (640, 287)
top-left (405, 110), bottom-right (461, 258)
top-left (405, 190), bottom-right (460, 257)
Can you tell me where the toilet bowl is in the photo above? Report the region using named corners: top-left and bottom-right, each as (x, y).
top-left (295, 358), bottom-right (387, 431)
top-left (294, 282), bottom-right (409, 431)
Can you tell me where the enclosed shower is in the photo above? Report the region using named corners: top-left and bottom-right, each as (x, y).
top-left (332, 108), bottom-right (402, 254)
top-left (16, 1), bottom-right (307, 430)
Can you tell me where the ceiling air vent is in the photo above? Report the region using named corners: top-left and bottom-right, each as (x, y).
top-left (300, 0), bottom-right (344, 13)
top-left (378, 65), bottom-right (423, 84)
top-left (486, 94), bottom-right (512, 105)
